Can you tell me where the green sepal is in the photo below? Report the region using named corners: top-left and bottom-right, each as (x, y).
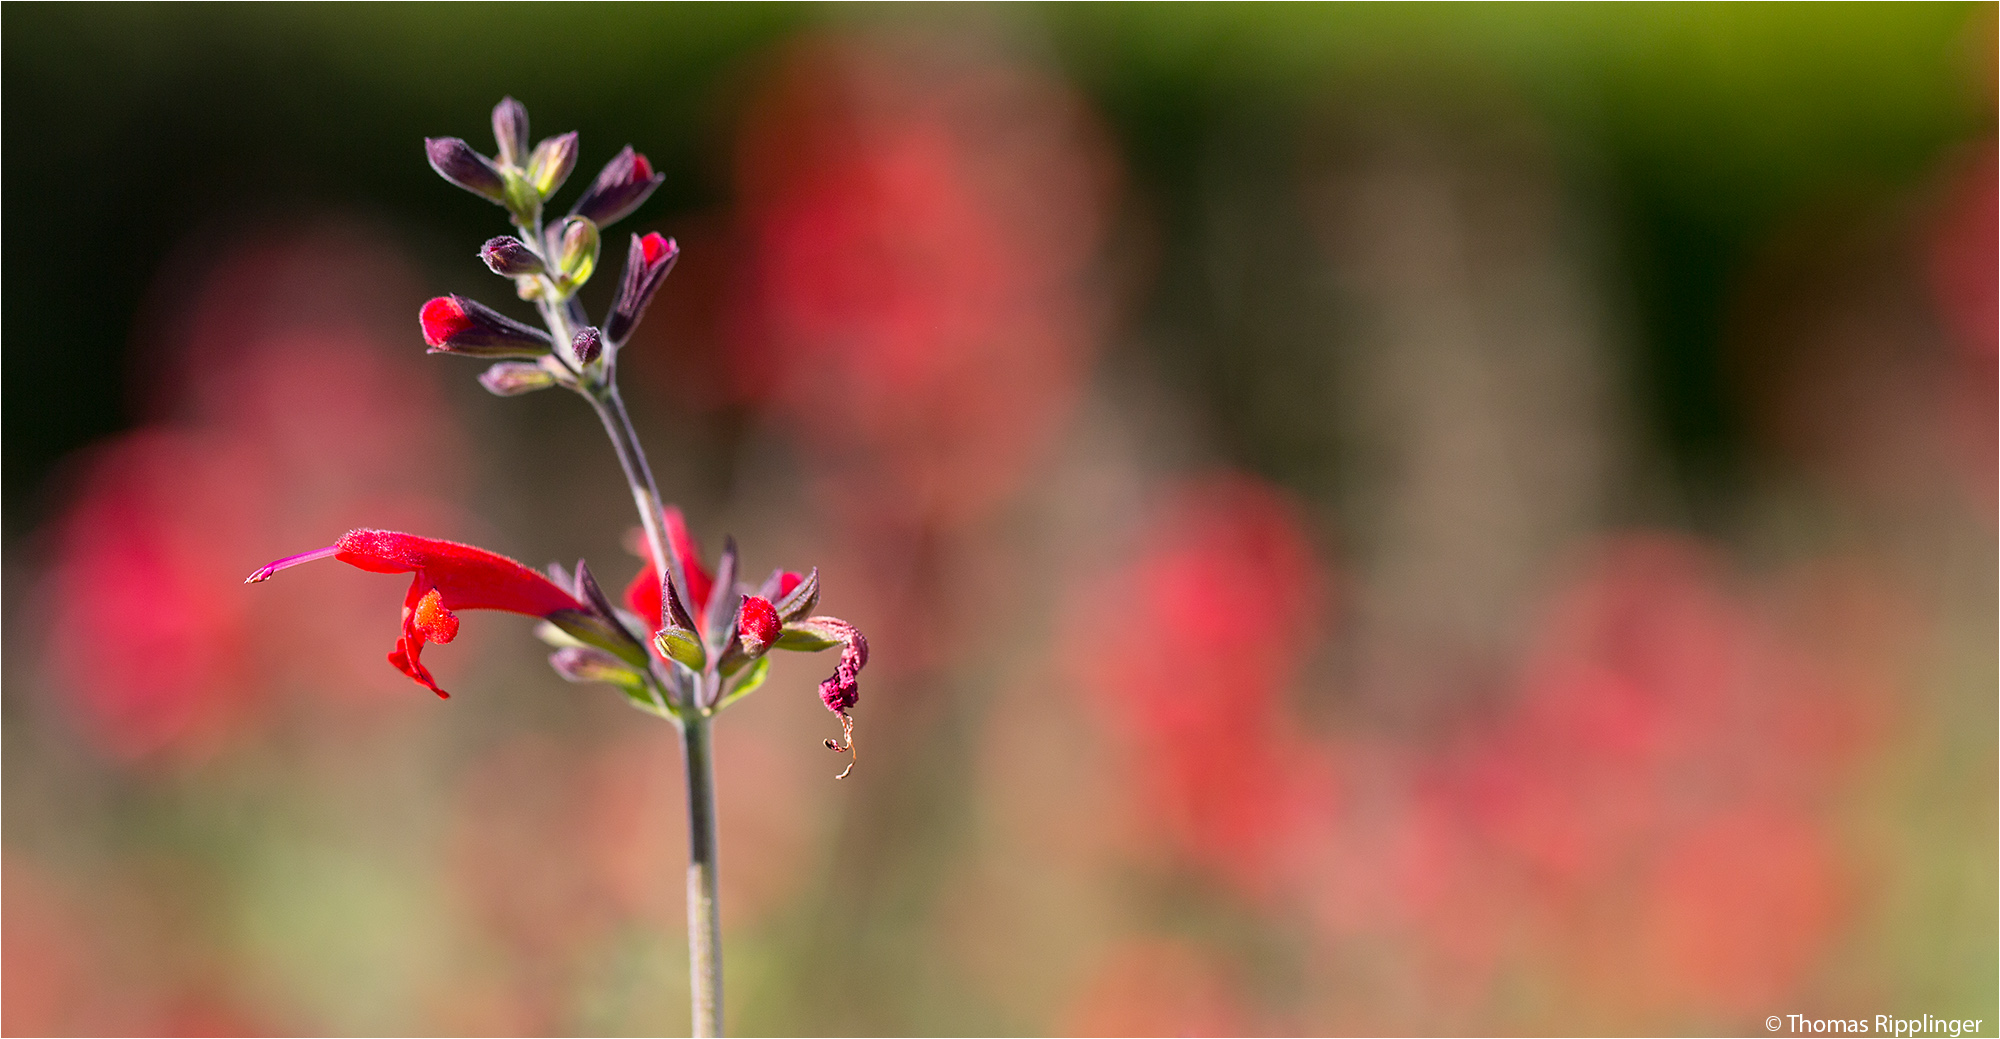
top-left (548, 646), bottom-right (647, 690)
top-left (546, 608), bottom-right (650, 669)
top-left (654, 625), bottom-right (706, 670)
top-left (776, 626), bottom-right (840, 652)
top-left (500, 169), bottom-right (542, 225)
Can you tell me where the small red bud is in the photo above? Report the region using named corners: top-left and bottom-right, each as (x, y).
top-left (418, 295), bottom-right (553, 358)
top-left (738, 596), bottom-right (780, 654)
top-left (420, 297), bottom-right (473, 347)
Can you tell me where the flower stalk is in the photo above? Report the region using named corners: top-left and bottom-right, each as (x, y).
top-left (681, 715), bottom-right (724, 1038)
top-left (249, 97), bottom-right (872, 1039)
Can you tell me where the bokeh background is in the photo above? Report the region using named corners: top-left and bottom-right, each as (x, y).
top-left (5, 4), bottom-right (1995, 1035)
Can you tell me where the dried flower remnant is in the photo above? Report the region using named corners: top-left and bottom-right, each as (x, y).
top-left (621, 516), bottom-right (869, 773)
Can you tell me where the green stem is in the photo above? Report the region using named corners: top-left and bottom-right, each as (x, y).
top-left (681, 715), bottom-right (724, 1037)
top-left (586, 381), bottom-right (672, 592)
top-left (529, 204), bottom-right (719, 1033)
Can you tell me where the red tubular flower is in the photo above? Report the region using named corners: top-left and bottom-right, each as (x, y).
top-left (622, 505), bottom-right (715, 631)
top-left (247, 529), bottom-right (587, 698)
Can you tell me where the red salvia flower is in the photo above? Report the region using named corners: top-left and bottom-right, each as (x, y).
top-left (622, 505), bottom-right (715, 631)
top-left (247, 529), bottom-right (586, 698)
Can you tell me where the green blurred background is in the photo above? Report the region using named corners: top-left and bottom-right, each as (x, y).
top-left (5, 4), bottom-right (1993, 1035)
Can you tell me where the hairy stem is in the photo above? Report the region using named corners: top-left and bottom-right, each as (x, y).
top-left (532, 209), bottom-right (719, 1031)
top-left (587, 380), bottom-right (671, 590)
top-left (681, 715), bottom-right (724, 1037)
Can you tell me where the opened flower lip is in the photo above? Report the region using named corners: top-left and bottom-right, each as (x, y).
top-left (247, 529), bottom-right (591, 698)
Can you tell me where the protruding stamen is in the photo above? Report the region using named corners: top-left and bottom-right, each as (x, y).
top-left (823, 713), bottom-right (856, 779)
top-left (245, 544), bottom-right (339, 584)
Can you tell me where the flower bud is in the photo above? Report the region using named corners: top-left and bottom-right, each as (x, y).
top-left (425, 137), bottom-right (505, 203)
top-left (419, 295), bottom-right (552, 358)
top-left (654, 570), bottom-right (706, 671)
top-left (772, 567), bottom-right (819, 622)
top-left (526, 132), bottom-right (579, 198)
top-left (570, 146), bottom-right (665, 228)
top-left (492, 96), bottom-right (530, 168)
top-left (738, 596), bottom-right (780, 657)
top-left (604, 232), bottom-right (680, 345)
top-left (554, 216), bottom-right (600, 287)
top-left (479, 360), bottom-right (557, 396)
top-left (480, 236), bottom-right (545, 277)
top-left (548, 645), bottom-right (645, 689)
top-left (570, 327), bottom-right (602, 366)
top-left (654, 625), bottom-right (706, 671)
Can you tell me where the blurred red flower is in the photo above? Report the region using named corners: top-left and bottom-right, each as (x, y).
top-left (728, 35), bottom-right (1120, 527)
top-left (1069, 474), bottom-right (1331, 893)
top-left (1426, 536), bottom-right (1869, 1018)
top-left (36, 229), bottom-right (468, 761)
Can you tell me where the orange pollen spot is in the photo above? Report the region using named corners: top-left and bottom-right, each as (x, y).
top-left (414, 587), bottom-right (460, 644)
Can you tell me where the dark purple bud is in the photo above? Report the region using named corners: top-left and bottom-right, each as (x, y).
top-left (570, 326), bottom-right (603, 366)
top-left (570, 146), bottom-right (665, 228)
top-left (604, 232), bottom-right (681, 345)
top-left (480, 236), bottom-right (545, 277)
top-left (420, 295), bottom-right (552, 358)
top-left (478, 360), bottom-right (556, 396)
top-left (425, 137), bottom-right (505, 203)
top-left (701, 536), bottom-right (740, 660)
top-left (492, 97), bottom-right (530, 167)
top-left (526, 132), bottom-right (579, 197)
top-left (661, 568), bottom-right (700, 635)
